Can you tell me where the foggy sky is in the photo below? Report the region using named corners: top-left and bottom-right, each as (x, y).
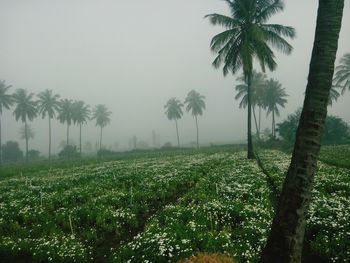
top-left (0, 0), bottom-right (349, 154)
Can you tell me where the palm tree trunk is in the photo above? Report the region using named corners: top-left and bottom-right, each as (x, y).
top-left (247, 72), bottom-right (255, 159)
top-left (272, 109), bottom-right (275, 139)
top-left (49, 117), bottom-right (51, 162)
top-left (195, 115), bottom-right (199, 149)
top-left (252, 105), bottom-right (259, 139)
top-left (259, 105), bottom-right (262, 135)
top-left (25, 120), bottom-right (28, 163)
top-left (99, 126), bottom-right (102, 152)
top-left (260, 1), bottom-right (344, 262)
top-left (79, 123), bottom-right (82, 157)
top-left (0, 116), bottom-right (2, 166)
top-left (175, 119), bottom-right (180, 148)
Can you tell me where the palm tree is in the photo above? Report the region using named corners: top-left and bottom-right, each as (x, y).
top-left (328, 86), bottom-right (340, 106)
top-left (164, 98), bottom-right (183, 147)
top-left (264, 79), bottom-right (288, 139)
top-left (260, 0), bottom-right (344, 262)
top-left (57, 99), bottom-right (74, 146)
top-left (206, 0), bottom-right (295, 159)
top-left (72, 101), bottom-right (90, 156)
top-left (235, 70), bottom-right (267, 138)
top-left (184, 90), bottom-right (206, 149)
top-left (92, 104), bottom-right (111, 151)
top-left (37, 90), bottom-right (60, 161)
top-left (13, 89), bottom-right (37, 162)
top-left (333, 53), bottom-right (350, 94)
top-left (0, 80), bottom-right (14, 166)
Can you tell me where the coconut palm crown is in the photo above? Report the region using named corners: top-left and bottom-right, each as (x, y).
top-left (333, 53), bottom-right (350, 95)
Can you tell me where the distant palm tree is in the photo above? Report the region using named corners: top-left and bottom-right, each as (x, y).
top-left (37, 90), bottom-right (60, 161)
top-left (0, 80), bottom-right (14, 166)
top-left (235, 71), bottom-right (267, 138)
top-left (206, 0), bottom-right (295, 159)
top-left (57, 99), bottom-right (74, 146)
top-left (184, 90), bottom-right (206, 149)
top-left (19, 124), bottom-right (35, 141)
top-left (264, 79), bottom-right (288, 139)
top-left (72, 101), bottom-right (90, 156)
top-left (13, 89), bottom-right (37, 162)
top-left (328, 86), bottom-right (340, 106)
top-left (92, 104), bottom-right (111, 151)
top-left (164, 98), bottom-right (184, 147)
top-left (333, 53), bottom-right (350, 95)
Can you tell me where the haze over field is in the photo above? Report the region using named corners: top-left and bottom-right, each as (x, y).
top-left (0, 0), bottom-right (349, 154)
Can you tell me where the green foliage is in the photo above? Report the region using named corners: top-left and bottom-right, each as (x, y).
top-left (92, 104), bottom-right (111, 128)
top-left (277, 109), bottom-right (350, 146)
top-left (0, 80), bottom-right (14, 114)
top-left (320, 145), bottom-right (350, 169)
top-left (1, 141), bottom-right (23, 163)
top-left (164, 98), bottom-right (183, 121)
top-left (13, 89), bottom-right (37, 123)
top-left (333, 53), bottom-right (350, 95)
top-left (185, 90), bottom-right (206, 117)
top-left (58, 145), bottom-right (80, 159)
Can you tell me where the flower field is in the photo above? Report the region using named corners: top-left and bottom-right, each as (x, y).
top-left (0, 146), bottom-right (349, 263)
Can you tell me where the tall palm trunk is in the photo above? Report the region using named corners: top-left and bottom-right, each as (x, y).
top-left (260, 1), bottom-right (344, 262)
top-left (99, 126), bottom-right (103, 151)
top-left (272, 109), bottom-right (275, 139)
top-left (195, 115), bottom-right (199, 149)
top-left (259, 106), bottom-right (262, 137)
top-left (0, 116), bottom-right (2, 166)
top-left (175, 119), bottom-right (180, 148)
top-left (48, 117), bottom-right (51, 162)
top-left (247, 72), bottom-right (255, 159)
top-left (66, 123), bottom-right (70, 146)
top-left (25, 120), bottom-right (28, 163)
top-left (252, 105), bottom-right (259, 139)
top-left (79, 123), bottom-right (82, 156)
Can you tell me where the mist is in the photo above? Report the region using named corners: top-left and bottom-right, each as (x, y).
top-left (0, 0), bottom-right (349, 155)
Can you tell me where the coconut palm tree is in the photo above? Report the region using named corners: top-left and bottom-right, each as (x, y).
top-left (235, 70), bottom-right (267, 138)
top-left (57, 99), bottom-right (74, 146)
top-left (333, 53), bottom-right (350, 94)
top-left (264, 79), bottom-right (288, 139)
top-left (37, 90), bottom-right (60, 161)
top-left (164, 98), bottom-right (183, 147)
top-left (13, 89), bottom-right (37, 162)
top-left (260, 0), bottom-right (344, 262)
top-left (72, 101), bottom-right (90, 156)
top-left (184, 90), bottom-right (206, 149)
top-left (0, 80), bottom-right (14, 166)
top-left (206, 0), bottom-right (295, 159)
top-left (92, 104), bottom-right (111, 151)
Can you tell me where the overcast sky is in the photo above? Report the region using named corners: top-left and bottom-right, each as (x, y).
top-left (0, 0), bottom-right (349, 154)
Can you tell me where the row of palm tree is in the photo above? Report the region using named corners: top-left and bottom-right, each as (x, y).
top-left (164, 90), bottom-right (206, 149)
top-left (0, 85), bottom-right (112, 164)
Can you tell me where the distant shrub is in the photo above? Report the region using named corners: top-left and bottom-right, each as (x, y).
top-left (58, 145), bottom-right (79, 159)
top-left (1, 141), bottom-right (23, 163)
top-left (97, 148), bottom-right (116, 157)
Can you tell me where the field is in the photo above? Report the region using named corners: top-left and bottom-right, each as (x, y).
top-left (0, 146), bottom-right (349, 263)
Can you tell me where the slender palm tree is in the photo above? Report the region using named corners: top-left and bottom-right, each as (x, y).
top-left (184, 90), bottom-right (205, 149)
top-left (92, 104), bottom-right (111, 151)
top-left (206, 0), bottom-right (295, 159)
top-left (260, 0), bottom-right (344, 262)
top-left (235, 70), bottom-right (267, 138)
top-left (13, 89), bottom-right (37, 162)
top-left (0, 80), bottom-right (14, 166)
top-left (333, 53), bottom-right (350, 94)
top-left (164, 98), bottom-right (183, 147)
top-left (264, 79), bottom-right (288, 139)
top-left (37, 90), bottom-right (60, 161)
top-left (57, 99), bottom-right (74, 146)
top-left (72, 101), bottom-right (90, 156)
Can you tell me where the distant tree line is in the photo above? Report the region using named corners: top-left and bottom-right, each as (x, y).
top-left (0, 83), bottom-right (112, 165)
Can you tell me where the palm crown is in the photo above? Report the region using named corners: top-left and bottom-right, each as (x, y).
top-left (184, 90), bottom-right (206, 116)
top-left (333, 53), bottom-right (350, 95)
top-left (37, 89), bottom-right (60, 119)
top-left (0, 80), bottom-right (14, 114)
top-left (92, 104), bottom-right (111, 128)
top-left (206, 0), bottom-right (295, 76)
top-left (57, 99), bottom-right (74, 125)
top-left (72, 101), bottom-right (90, 125)
top-left (265, 78), bottom-right (288, 116)
top-left (164, 98), bottom-right (183, 121)
top-left (13, 89), bottom-right (37, 122)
